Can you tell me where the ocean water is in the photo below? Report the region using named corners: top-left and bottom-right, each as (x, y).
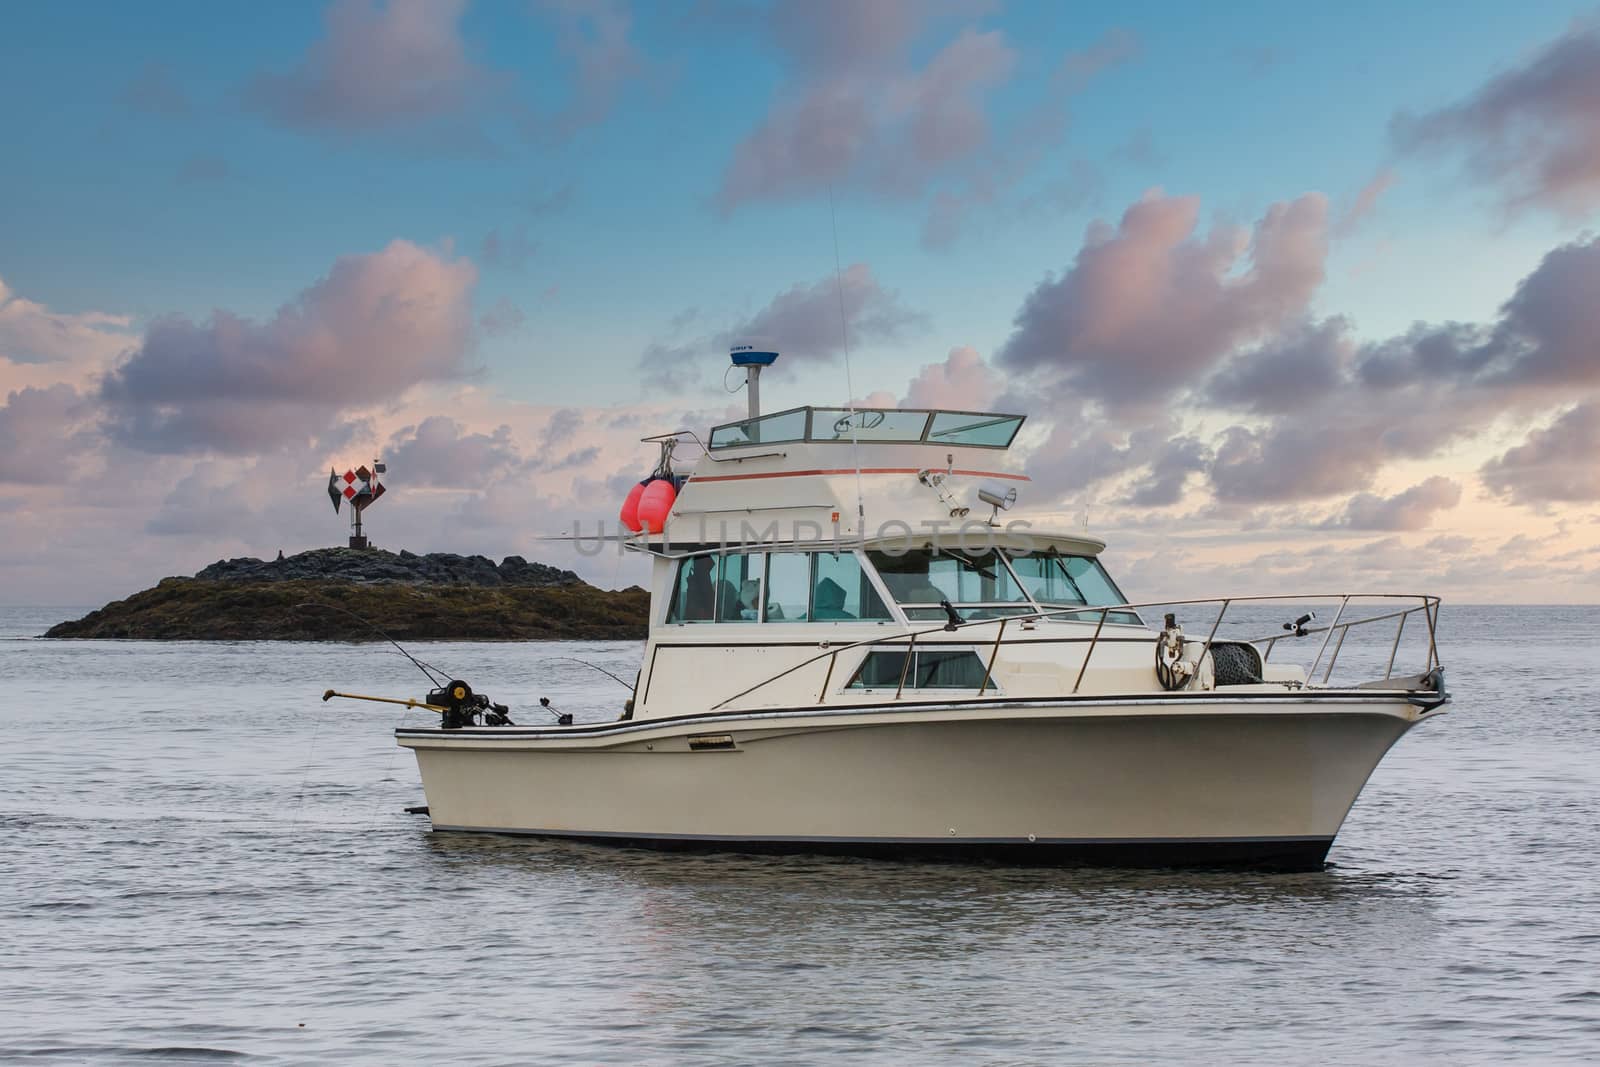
top-left (3, 604), bottom-right (1599, 1064)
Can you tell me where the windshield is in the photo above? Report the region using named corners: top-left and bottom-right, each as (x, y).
top-left (866, 549), bottom-right (1036, 621)
top-left (812, 408), bottom-right (932, 442)
top-left (1003, 550), bottom-right (1141, 624)
top-left (862, 548), bottom-right (1142, 625)
top-left (707, 406), bottom-right (1026, 449)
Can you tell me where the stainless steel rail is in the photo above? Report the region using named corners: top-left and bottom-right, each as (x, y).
top-left (706, 592), bottom-right (1442, 711)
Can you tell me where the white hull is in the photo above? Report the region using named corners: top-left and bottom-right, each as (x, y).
top-left (397, 693), bottom-right (1440, 869)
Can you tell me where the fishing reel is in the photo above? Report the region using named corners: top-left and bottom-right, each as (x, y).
top-left (428, 679), bottom-right (515, 730)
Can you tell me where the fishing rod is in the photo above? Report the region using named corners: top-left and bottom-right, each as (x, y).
top-left (554, 657), bottom-right (633, 689)
top-left (301, 601), bottom-right (574, 728)
top-left (322, 689), bottom-right (447, 714)
top-left (294, 600), bottom-right (451, 688)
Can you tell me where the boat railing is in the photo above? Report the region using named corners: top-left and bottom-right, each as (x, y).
top-left (707, 593), bottom-right (1442, 711)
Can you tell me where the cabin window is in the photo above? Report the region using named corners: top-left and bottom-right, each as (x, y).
top-left (810, 551), bottom-right (891, 622)
top-left (668, 550), bottom-right (892, 625)
top-left (866, 548), bottom-right (1034, 621)
top-left (1003, 551), bottom-right (1140, 625)
top-left (718, 553), bottom-right (763, 622)
top-left (666, 552), bottom-right (764, 623)
top-left (763, 552), bottom-right (811, 621)
top-left (847, 648), bottom-right (993, 690)
top-left (666, 555), bottom-right (717, 622)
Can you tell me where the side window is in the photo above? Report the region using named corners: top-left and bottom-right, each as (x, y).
top-left (666, 556), bottom-right (718, 622)
top-left (717, 553), bottom-right (762, 623)
top-left (764, 552), bottom-right (810, 621)
top-left (811, 552), bottom-right (891, 622)
top-left (666, 552), bottom-right (762, 623)
top-left (847, 649), bottom-right (992, 689)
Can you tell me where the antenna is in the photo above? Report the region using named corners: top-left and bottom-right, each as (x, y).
top-left (828, 184), bottom-right (866, 537)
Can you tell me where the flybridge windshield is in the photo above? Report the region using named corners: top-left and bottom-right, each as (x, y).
top-left (708, 407), bottom-right (1024, 449)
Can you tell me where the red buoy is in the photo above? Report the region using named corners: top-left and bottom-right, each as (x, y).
top-left (619, 481), bottom-right (647, 533)
top-left (636, 479), bottom-right (677, 533)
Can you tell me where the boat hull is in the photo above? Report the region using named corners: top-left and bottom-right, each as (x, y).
top-left (398, 697), bottom-right (1436, 871)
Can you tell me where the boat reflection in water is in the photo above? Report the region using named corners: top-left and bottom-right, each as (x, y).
top-left (393, 348), bottom-right (1449, 871)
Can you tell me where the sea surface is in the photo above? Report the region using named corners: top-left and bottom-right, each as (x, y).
top-left (3, 604), bottom-right (1599, 1064)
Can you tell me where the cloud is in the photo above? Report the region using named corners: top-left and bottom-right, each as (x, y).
top-left (1481, 402), bottom-right (1600, 504)
top-left (1352, 233), bottom-right (1600, 391)
top-left (1057, 26), bottom-right (1140, 90)
top-left (524, 0), bottom-right (646, 142)
top-left (0, 278), bottom-right (135, 368)
top-left (245, 0), bottom-right (492, 135)
top-left (1391, 16), bottom-right (1600, 216)
top-left (716, 4), bottom-right (1017, 209)
top-left (539, 407), bottom-right (584, 451)
top-left (996, 191), bottom-right (1329, 405)
top-left (641, 264), bottom-right (922, 388)
top-left (996, 189), bottom-right (1600, 513)
top-left (1326, 476), bottom-right (1463, 530)
top-left (1204, 316), bottom-right (1355, 413)
top-left (916, 28), bottom-right (1134, 250)
top-left (383, 416), bottom-right (522, 487)
top-left (144, 462), bottom-right (264, 537)
top-left (1122, 434), bottom-right (1210, 507)
top-left (479, 298), bottom-right (526, 337)
top-left (1479, 234), bottom-right (1600, 388)
top-left (901, 346), bottom-right (1000, 408)
top-left (0, 385), bottom-right (97, 485)
top-left (100, 240), bottom-right (477, 453)
top-left (1335, 169), bottom-right (1395, 236)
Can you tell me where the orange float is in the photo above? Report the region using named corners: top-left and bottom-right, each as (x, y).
top-left (636, 478), bottom-right (677, 533)
top-left (619, 481), bottom-right (647, 532)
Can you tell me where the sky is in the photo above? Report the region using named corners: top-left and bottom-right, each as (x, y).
top-left (3, 0), bottom-right (1600, 605)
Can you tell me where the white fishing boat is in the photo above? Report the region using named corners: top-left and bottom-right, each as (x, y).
top-left (379, 348), bottom-right (1448, 870)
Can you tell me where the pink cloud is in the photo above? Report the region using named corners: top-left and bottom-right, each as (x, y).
top-left (641, 263), bottom-right (924, 390)
top-left (1326, 476), bottom-right (1463, 531)
top-left (997, 190), bottom-right (1329, 404)
top-left (383, 416), bottom-right (523, 488)
top-left (1391, 16), bottom-right (1600, 217)
top-left (245, 0), bottom-right (492, 133)
top-left (101, 240), bottom-right (477, 453)
top-left (0, 384), bottom-right (97, 485)
top-left (1334, 169), bottom-right (1395, 236)
top-left (0, 277), bottom-right (135, 368)
top-left (901, 346), bottom-right (1000, 409)
top-left (717, 4), bottom-right (1017, 209)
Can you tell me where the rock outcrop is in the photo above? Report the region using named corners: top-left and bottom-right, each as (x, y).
top-left (193, 547), bottom-right (581, 587)
top-left (44, 548), bottom-right (645, 641)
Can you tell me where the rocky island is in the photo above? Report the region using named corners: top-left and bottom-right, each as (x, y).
top-left (44, 548), bottom-right (649, 641)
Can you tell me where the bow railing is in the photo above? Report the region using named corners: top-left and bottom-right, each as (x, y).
top-left (706, 593), bottom-right (1442, 711)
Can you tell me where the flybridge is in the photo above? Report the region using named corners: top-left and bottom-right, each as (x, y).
top-left (708, 407), bottom-right (1026, 450)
